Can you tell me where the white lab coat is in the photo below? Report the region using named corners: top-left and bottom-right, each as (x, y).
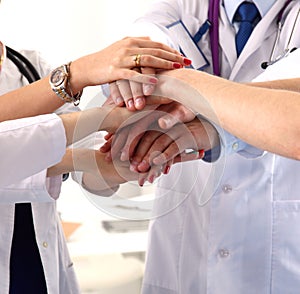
top-left (0, 114), bottom-right (66, 187)
top-left (132, 1), bottom-right (300, 293)
top-left (0, 49), bottom-right (80, 293)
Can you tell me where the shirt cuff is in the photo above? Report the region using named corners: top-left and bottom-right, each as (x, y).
top-left (202, 121), bottom-right (264, 162)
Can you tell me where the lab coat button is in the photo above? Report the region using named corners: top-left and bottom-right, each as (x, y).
top-left (219, 249), bottom-right (230, 258)
top-left (232, 142), bottom-right (239, 151)
top-left (222, 184), bottom-right (232, 194)
top-left (43, 242), bottom-right (48, 248)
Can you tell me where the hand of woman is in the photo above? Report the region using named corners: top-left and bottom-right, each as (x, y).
top-left (69, 37), bottom-right (189, 93)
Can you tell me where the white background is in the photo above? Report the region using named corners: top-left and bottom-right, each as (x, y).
top-left (0, 0), bottom-right (155, 66)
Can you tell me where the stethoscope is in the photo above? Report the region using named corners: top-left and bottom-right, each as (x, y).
top-left (195, 0), bottom-right (297, 75)
top-left (3, 45), bottom-right (41, 83)
top-left (261, 1), bottom-right (300, 69)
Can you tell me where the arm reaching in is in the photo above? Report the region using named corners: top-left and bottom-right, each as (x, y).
top-left (155, 69), bottom-right (300, 160)
top-left (0, 37), bottom-right (185, 122)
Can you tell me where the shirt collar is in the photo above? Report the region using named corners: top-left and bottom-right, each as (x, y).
top-left (223, 0), bottom-right (277, 23)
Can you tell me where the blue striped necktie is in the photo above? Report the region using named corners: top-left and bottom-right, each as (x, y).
top-left (235, 2), bottom-right (260, 56)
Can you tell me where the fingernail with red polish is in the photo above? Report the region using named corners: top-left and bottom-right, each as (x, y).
top-left (163, 165), bottom-right (170, 175)
top-left (184, 58), bottom-right (192, 65)
top-left (198, 149), bottom-right (205, 158)
top-left (173, 62), bottom-right (182, 69)
top-left (139, 178), bottom-right (145, 187)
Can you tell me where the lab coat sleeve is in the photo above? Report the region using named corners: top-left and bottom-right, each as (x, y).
top-left (0, 113), bottom-right (66, 188)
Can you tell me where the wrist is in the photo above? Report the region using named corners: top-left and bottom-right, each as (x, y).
top-left (47, 149), bottom-right (74, 177)
top-left (49, 62), bottom-right (83, 105)
top-left (68, 60), bottom-right (85, 94)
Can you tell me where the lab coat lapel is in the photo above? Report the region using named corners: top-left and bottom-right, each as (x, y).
top-left (230, 0), bottom-right (287, 80)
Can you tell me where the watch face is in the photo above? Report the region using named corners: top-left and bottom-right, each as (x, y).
top-left (50, 68), bottom-right (64, 86)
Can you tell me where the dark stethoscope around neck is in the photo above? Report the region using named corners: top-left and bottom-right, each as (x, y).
top-left (206, 0), bottom-right (296, 76)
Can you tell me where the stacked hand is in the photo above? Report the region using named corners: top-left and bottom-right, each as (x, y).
top-left (100, 100), bottom-right (219, 186)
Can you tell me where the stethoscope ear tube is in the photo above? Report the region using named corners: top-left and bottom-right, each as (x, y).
top-left (6, 46), bottom-right (41, 83)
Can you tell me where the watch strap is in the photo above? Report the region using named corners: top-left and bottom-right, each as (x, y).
top-left (50, 62), bottom-right (82, 106)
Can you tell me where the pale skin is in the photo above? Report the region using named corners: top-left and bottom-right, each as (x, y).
top-left (100, 104), bottom-right (214, 178)
top-left (1, 37), bottom-right (188, 191)
top-left (152, 69), bottom-right (300, 160)
top-left (105, 69), bottom-right (300, 173)
top-left (46, 106), bottom-right (153, 192)
top-left (0, 37), bottom-right (188, 122)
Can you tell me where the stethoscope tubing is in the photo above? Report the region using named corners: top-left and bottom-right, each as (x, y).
top-left (208, 0), bottom-right (294, 75)
top-left (6, 46), bottom-right (41, 83)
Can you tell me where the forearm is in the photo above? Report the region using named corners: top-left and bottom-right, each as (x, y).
top-left (157, 69), bottom-right (300, 159)
top-left (250, 78), bottom-right (300, 92)
top-left (0, 77), bottom-right (64, 122)
top-left (47, 148), bottom-right (97, 176)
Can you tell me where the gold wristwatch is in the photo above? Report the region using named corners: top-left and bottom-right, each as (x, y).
top-left (49, 62), bottom-right (82, 106)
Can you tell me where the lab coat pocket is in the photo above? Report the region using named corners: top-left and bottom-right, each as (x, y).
top-left (271, 201), bottom-right (300, 294)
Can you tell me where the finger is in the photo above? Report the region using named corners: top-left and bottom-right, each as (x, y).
top-left (129, 79), bottom-right (146, 110)
top-left (115, 79), bottom-right (135, 111)
top-left (158, 104), bottom-right (196, 129)
top-left (110, 127), bottom-right (130, 160)
top-left (130, 53), bottom-right (184, 70)
top-left (150, 125), bottom-right (198, 165)
top-left (147, 164), bottom-right (163, 184)
top-left (131, 130), bottom-right (163, 173)
top-left (150, 139), bottom-right (181, 166)
top-left (109, 82), bottom-right (124, 106)
top-left (162, 159), bottom-right (173, 175)
top-left (104, 132), bottom-right (113, 141)
top-left (120, 131), bottom-right (145, 162)
top-left (138, 172), bottom-right (148, 187)
top-left (120, 110), bottom-right (165, 162)
top-left (141, 67), bottom-right (156, 96)
top-left (99, 138), bottom-right (112, 153)
top-left (130, 43), bottom-right (192, 65)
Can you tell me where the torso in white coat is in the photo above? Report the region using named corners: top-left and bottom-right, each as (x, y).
top-left (136, 1), bottom-right (300, 293)
top-left (0, 50), bottom-right (80, 294)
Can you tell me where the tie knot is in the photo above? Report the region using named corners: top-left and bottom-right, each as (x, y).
top-left (236, 2), bottom-right (260, 23)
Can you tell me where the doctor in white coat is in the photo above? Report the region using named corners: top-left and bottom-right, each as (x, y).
top-left (0, 37), bottom-right (185, 293)
top-left (124, 0), bottom-right (300, 293)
